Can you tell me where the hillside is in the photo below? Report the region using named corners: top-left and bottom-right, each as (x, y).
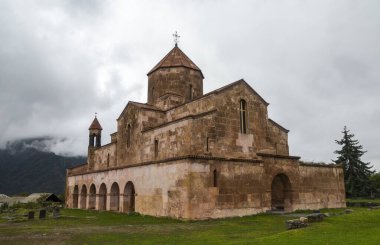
top-left (0, 138), bottom-right (86, 195)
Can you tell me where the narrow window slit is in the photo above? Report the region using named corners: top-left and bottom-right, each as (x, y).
top-left (213, 169), bottom-right (218, 187)
top-left (240, 100), bottom-right (247, 134)
top-left (154, 139), bottom-right (159, 158)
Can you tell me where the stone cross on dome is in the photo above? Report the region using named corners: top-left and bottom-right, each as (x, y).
top-left (173, 31), bottom-right (180, 47)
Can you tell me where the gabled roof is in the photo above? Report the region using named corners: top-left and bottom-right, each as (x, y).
top-left (117, 101), bottom-right (164, 120)
top-left (147, 45), bottom-right (204, 78)
top-left (22, 193), bottom-right (62, 203)
top-left (89, 117), bottom-right (102, 130)
top-left (268, 118), bottom-right (289, 133)
top-left (166, 79), bottom-right (269, 111)
top-left (207, 79), bottom-right (269, 106)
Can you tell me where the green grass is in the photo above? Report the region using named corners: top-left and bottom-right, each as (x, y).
top-left (1, 207), bottom-right (380, 244)
top-left (346, 198), bottom-right (380, 204)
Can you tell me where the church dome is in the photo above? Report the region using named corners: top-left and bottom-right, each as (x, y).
top-left (147, 45), bottom-right (204, 108)
top-left (147, 46), bottom-right (204, 78)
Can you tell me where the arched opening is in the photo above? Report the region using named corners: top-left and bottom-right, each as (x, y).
top-left (123, 181), bottom-right (135, 213)
top-left (239, 99), bottom-right (247, 134)
top-left (213, 169), bottom-right (218, 187)
top-left (110, 182), bottom-right (120, 211)
top-left (80, 185), bottom-right (87, 209)
top-left (96, 134), bottom-right (101, 147)
top-left (89, 133), bottom-right (95, 147)
top-left (99, 183), bottom-right (107, 211)
top-left (271, 173), bottom-right (292, 211)
top-left (88, 184), bottom-right (96, 209)
top-left (72, 185), bottom-right (79, 208)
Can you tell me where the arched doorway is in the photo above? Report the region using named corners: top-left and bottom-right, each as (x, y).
top-left (110, 182), bottom-right (120, 211)
top-left (80, 185), bottom-right (87, 209)
top-left (123, 181), bottom-right (135, 213)
top-left (271, 173), bottom-right (292, 211)
top-left (88, 184), bottom-right (96, 209)
top-left (72, 185), bottom-right (79, 208)
top-left (99, 183), bottom-right (107, 210)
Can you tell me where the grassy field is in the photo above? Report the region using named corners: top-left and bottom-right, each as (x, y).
top-left (1, 207), bottom-right (380, 244)
top-left (346, 198), bottom-right (380, 203)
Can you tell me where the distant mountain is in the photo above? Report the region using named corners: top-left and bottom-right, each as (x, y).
top-left (0, 137), bottom-right (86, 195)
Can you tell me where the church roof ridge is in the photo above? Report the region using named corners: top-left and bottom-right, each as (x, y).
top-left (147, 46), bottom-right (204, 78)
top-left (129, 101), bottom-right (164, 111)
top-left (117, 101), bottom-right (164, 121)
top-left (164, 79), bottom-right (269, 112)
top-left (268, 118), bottom-right (289, 133)
top-left (89, 116), bottom-right (102, 130)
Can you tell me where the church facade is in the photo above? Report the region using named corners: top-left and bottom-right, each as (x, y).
top-left (66, 44), bottom-right (346, 219)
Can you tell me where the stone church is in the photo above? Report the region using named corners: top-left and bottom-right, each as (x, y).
top-left (66, 43), bottom-right (346, 219)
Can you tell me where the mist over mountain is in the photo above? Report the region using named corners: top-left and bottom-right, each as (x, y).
top-left (0, 137), bottom-right (86, 195)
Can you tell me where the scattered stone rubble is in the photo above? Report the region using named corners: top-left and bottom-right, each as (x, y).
top-left (286, 209), bottom-right (354, 230)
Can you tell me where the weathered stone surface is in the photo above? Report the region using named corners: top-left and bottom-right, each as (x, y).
top-left (307, 213), bottom-right (325, 222)
top-left (286, 219), bottom-right (308, 229)
top-left (53, 207), bottom-right (60, 218)
top-left (66, 45), bottom-right (346, 220)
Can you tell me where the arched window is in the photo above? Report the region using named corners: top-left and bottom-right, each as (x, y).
top-left (95, 134), bottom-right (101, 147)
top-left (107, 153), bottom-right (110, 168)
top-left (206, 137), bottom-right (209, 152)
top-left (239, 99), bottom-right (247, 134)
top-left (213, 169), bottom-right (218, 187)
top-left (127, 124), bottom-right (131, 147)
top-left (89, 134), bottom-right (95, 147)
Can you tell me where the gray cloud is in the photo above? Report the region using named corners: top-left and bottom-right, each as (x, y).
top-left (0, 0), bottom-right (379, 169)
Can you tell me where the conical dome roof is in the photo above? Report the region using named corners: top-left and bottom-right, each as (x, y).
top-left (88, 117), bottom-right (102, 130)
top-left (147, 46), bottom-right (203, 78)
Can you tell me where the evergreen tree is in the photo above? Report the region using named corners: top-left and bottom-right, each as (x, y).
top-left (333, 126), bottom-right (374, 197)
top-left (370, 172), bottom-right (380, 190)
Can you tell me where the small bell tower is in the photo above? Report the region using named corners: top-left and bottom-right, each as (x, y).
top-left (88, 113), bottom-right (102, 170)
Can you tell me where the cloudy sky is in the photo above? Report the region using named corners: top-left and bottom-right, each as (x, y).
top-left (0, 0), bottom-right (379, 170)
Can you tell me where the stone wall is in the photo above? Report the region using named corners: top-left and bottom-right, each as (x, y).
top-left (296, 163), bottom-right (346, 210)
top-left (84, 80), bottom-right (293, 173)
top-left (147, 67), bottom-right (203, 108)
top-left (93, 143), bottom-right (117, 170)
top-left (67, 160), bottom-right (192, 218)
top-left (111, 81), bottom-right (290, 169)
top-left (67, 157), bottom-right (346, 220)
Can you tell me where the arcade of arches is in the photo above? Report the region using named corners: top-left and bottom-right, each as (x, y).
top-left (72, 182), bottom-right (135, 213)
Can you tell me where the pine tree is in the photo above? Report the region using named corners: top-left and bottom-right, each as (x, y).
top-left (333, 126), bottom-right (374, 197)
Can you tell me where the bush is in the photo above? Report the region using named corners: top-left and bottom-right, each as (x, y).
top-left (0, 202), bottom-right (9, 212)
